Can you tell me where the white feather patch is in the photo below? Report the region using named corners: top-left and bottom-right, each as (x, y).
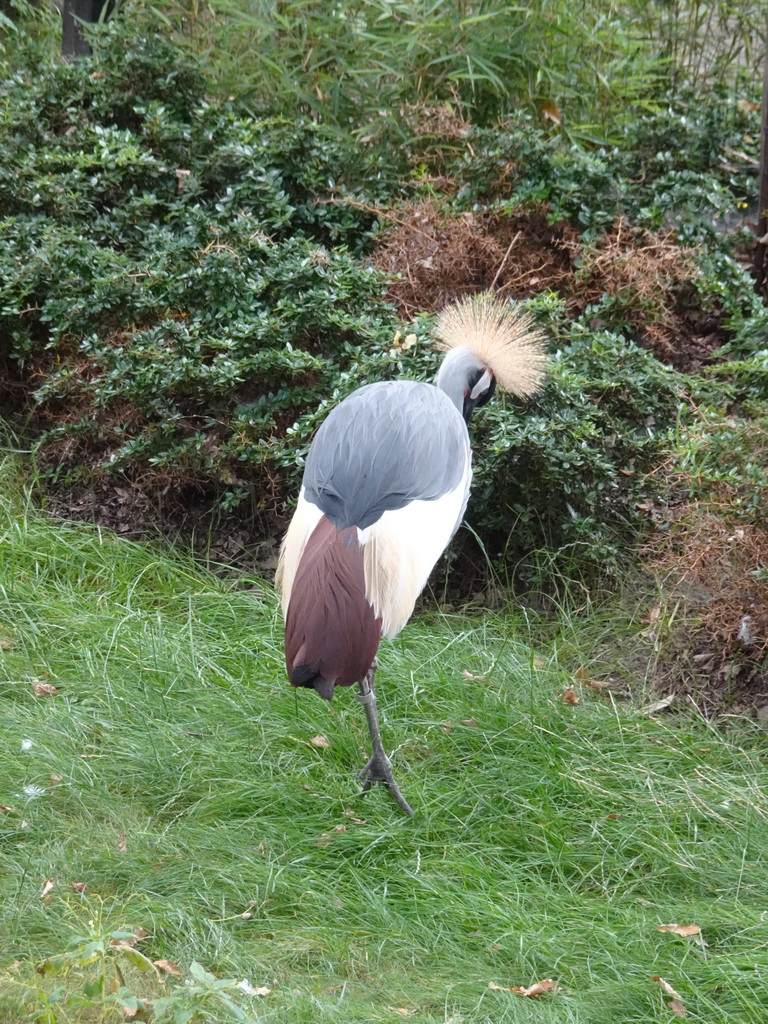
top-left (275, 488), bottom-right (324, 619)
top-left (359, 462), bottom-right (471, 638)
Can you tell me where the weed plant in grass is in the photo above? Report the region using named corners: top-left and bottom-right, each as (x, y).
top-left (0, 455), bottom-right (767, 1022)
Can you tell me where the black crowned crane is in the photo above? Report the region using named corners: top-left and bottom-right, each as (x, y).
top-left (276, 294), bottom-right (547, 814)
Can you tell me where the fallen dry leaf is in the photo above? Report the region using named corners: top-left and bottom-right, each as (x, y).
top-left (461, 718), bottom-right (478, 728)
top-left (49, 774), bottom-right (63, 786)
top-left (33, 682), bottom-right (58, 698)
top-left (658, 923), bottom-right (700, 938)
top-left (575, 668), bottom-right (611, 691)
top-left (646, 604), bottom-right (662, 625)
top-left (653, 976), bottom-right (687, 1017)
top-left (121, 997), bottom-right (153, 1021)
top-left (387, 1008), bottom-right (415, 1017)
top-left (118, 834), bottom-right (127, 853)
top-left (488, 981), bottom-right (511, 992)
top-left (310, 734), bottom-right (330, 748)
top-left (643, 695), bottom-right (675, 715)
top-left (343, 809), bottom-right (365, 823)
top-left (317, 833), bottom-right (331, 849)
top-left (124, 998), bottom-right (152, 1020)
top-left (461, 669), bottom-right (485, 682)
top-left (153, 959), bottom-right (182, 977)
top-left (513, 979), bottom-right (562, 998)
top-left (40, 879), bottom-right (55, 900)
top-left (333, 824), bottom-right (346, 833)
top-left (71, 882), bottom-right (87, 894)
top-left (585, 678), bottom-right (610, 691)
top-left (251, 986), bottom-right (271, 997)
top-left (653, 976), bottom-right (683, 1000)
top-left (133, 927), bottom-right (149, 941)
top-left (560, 686), bottom-right (580, 705)
top-left (540, 100), bottom-right (561, 124)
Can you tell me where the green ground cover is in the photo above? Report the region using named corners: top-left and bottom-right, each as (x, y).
top-left (1, 457), bottom-right (766, 1022)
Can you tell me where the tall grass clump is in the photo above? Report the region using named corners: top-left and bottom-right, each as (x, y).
top-left (116, 0), bottom-right (667, 131)
top-left (43, 0), bottom-right (760, 135)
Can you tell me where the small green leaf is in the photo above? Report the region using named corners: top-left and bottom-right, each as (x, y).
top-left (112, 943), bottom-right (160, 974)
top-left (82, 977), bottom-right (105, 998)
top-left (189, 960), bottom-right (216, 984)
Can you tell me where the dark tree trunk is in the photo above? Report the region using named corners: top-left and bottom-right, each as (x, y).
top-left (754, 8), bottom-right (768, 298)
top-left (61, 0), bottom-right (111, 58)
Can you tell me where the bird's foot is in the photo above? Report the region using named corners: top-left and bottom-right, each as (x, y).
top-left (358, 752), bottom-right (414, 816)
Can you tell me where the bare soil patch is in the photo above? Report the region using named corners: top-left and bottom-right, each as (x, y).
top-left (642, 499), bottom-right (768, 715)
top-left (43, 475), bottom-right (282, 577)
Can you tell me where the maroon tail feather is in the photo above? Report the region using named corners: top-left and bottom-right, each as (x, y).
top-left (284, 517), bottom-right (382, 700)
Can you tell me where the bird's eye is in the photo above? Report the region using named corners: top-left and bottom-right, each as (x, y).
top-left (474, 372), bottom-right (496, 408)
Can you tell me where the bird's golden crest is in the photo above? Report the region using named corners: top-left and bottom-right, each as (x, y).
top-left (433, 293), bottom-right (548, 399)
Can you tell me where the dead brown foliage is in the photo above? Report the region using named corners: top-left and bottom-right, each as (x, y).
top-left (371, 201), bottom-right (578, 318)
top-left (371, 202), bottom-right (725, 371)
top-left (566, 223), bottom-right (722, 371)
top-left (399, 101), bottom-right (471, 143)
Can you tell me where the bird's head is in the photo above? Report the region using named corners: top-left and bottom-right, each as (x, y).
top-left (435, 346), bottom-right (497, 422)
top-left (433, 294), bottom-right (547, 423)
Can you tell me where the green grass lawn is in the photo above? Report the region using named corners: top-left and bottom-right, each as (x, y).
top-left (1, 458), bottom-right (767, 1023)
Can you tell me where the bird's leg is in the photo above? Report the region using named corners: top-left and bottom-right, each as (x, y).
top-left (356, 661), bottom-right (413, 816)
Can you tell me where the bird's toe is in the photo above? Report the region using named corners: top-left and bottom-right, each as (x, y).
top-left (358, 753), bottom-right (413, 815)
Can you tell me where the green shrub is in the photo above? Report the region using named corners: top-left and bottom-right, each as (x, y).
top-left (1, 11), bottom-right (765, 591)
top-left (445, 92), bottom-right (758, 235)
top-left (463, 311), bottom-right (706, 584)
top-left (0, 21), bottom-right (403, 513)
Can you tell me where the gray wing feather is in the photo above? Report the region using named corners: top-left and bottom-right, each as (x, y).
top-left (303, 381), bottom-right (470, 530)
